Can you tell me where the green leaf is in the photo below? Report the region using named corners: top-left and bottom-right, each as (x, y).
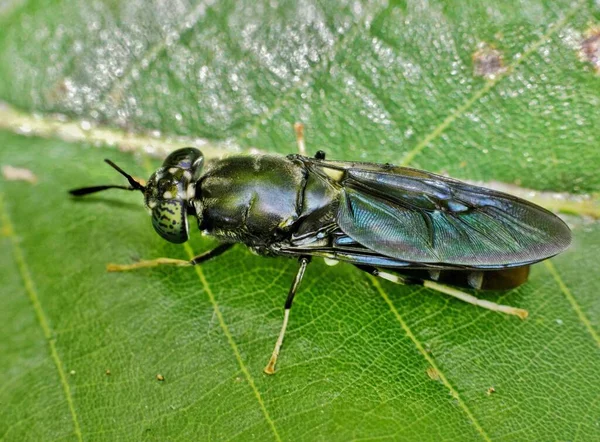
top-left (1, 1), bottom-right (599, 441)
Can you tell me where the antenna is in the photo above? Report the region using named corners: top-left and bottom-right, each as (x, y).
top-left (68, 159), bottom-right (146, 196)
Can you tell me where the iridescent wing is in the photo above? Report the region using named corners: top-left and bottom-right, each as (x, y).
top-left (302, 158), bottom-right (571, 267)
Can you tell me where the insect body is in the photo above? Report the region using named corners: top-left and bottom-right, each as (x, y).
top-left (70, 146), bottom-right (571, 373)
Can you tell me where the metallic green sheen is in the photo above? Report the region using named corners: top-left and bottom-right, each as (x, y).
top-left (199, 155), bottom-right (307, 244)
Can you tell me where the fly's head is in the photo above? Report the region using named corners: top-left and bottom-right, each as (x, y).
top-left (144, 148), bottom-right (205, 243)
top-left (69, 148), bottom-right (205, 243)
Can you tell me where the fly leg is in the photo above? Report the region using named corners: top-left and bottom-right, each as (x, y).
top-left (294, 122), bottom-right (307, 155)
top-left (354, 265), bottom-right (528, 319)
top-left (294, 122), bottom-right (326, 160)
top-left (107, 243), bottom-right (234, 272)
top-left (264, 256), bottom-right (311, 375)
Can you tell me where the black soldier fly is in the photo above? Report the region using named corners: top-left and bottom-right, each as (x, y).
top-left (69, 126), bottom-right (571, 374)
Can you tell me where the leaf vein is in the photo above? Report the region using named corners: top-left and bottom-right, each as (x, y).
top-left (399, 0), bottom-right (586, 167)
top-left (182, 242), bottom-right (282, 442)
top-left (0, 193), bottom-right (83, 442)
top-left (236, 21), bottom-right (366, 142)
top-left (102, 0), bottom-right (215, 106)
top-left (368, 275), bottom-right (492, 442)
top-left (544, 260), bottom-right (600, 347)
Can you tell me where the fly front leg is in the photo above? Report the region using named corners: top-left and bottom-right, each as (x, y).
top-left (264, 256), bottom-right (311, 375)
top-left (107, 243), bottom-right (234, 272)
top-left (354, 265), bottom-right (528, 319)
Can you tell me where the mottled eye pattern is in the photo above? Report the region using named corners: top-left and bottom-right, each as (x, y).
top-left (151, 199), bottom-right (189, 243)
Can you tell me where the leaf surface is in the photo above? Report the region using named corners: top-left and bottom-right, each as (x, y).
top-left (1, 1), bottom-right (599, 441)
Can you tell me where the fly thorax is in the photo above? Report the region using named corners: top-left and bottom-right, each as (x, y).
top-left (191, 198), bottom-right (204, 228)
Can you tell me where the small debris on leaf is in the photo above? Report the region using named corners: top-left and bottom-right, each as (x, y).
top-left (105, 369), bottom-right (111, 376)
top-left (487, 386), bottom-right (496, 395)
top-left (2, 165), bottom-right (38, 184)
top-left (579, 26), bottom-right (600, 73)
top-left (472, 43), bottom-right (506, 79)
top-left (426, 367), bottom-right (440, 381)
top-left (156, 374), bottom-right (165, 381)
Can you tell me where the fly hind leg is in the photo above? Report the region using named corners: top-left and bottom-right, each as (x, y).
top-left (106, 243), bottom-right (233, 272)
top-left (293, 122), bottom-right (326, 159)
top-left (294, 122), bottom-right (307, 156)
top-left (354, 265), bottom-right (528, 319)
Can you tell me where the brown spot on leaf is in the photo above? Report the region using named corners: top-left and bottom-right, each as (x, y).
top-left (580, 27), bottom-right (600, 73)
top-left (45, 78), bottom-right (70, 105)
top-left (473, 43), bottom-right (506, 79)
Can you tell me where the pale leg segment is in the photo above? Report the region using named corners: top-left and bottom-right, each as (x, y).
top-left (264, 256), bottom-right (311, 375)
top-left (294, 122), bottom-right (306, 156)
top-left (293, 122), bottom-right (326, 160)
top-left (423, 280), bottom-right (528, 319)
top-left (356, 265), bottom-right (528, 319)
top-left (107, 243), bottom-right (234, 272)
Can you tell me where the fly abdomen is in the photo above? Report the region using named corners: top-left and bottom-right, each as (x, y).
top-left (397, 266), bottom-right (531, 290)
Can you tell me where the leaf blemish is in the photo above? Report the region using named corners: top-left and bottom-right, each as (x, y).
top-left (426, 366), bottom-right (440, 381)
top-left (1, 223), bottom-right (12, 237)
top-left (45, 78), bottom-right (71, 106)
top-left (472, 43), bottom-right (506, 79)
top-left (2, 165), bottom-right (38, 184)
top-left (579, 26), bottom-right (600, 73)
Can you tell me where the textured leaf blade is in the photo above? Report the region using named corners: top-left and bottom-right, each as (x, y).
top-left (1, 0), bottom-right (599, 440)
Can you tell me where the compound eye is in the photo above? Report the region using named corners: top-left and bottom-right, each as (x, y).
top-left (162, 148), bottom-right (202, 170)
top-left (151, 200), bottom-right (189, 243)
